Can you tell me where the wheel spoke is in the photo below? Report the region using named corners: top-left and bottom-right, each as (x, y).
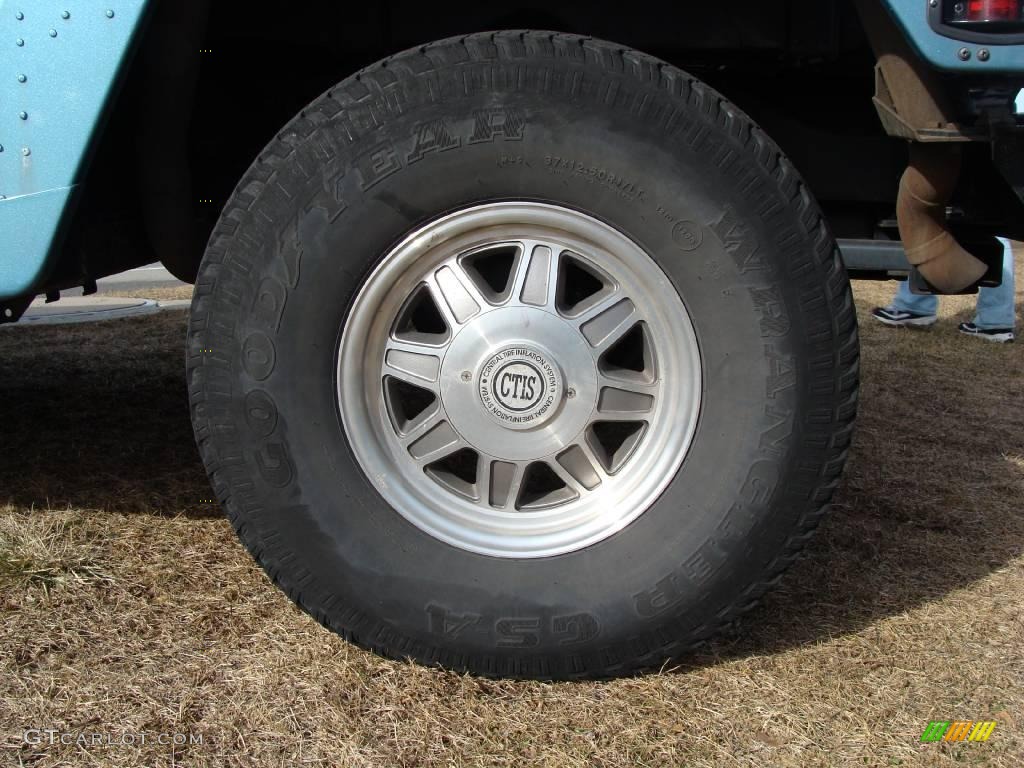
top-left (487, 459), bottom-right (525, 509)
top-left (597, 372), bottom-right (659, 398)
top-left (554, 446), bottom-right (602, 491)
top-left (475, 455), bottom-right (492, 507)
top-left (573, 439), bottom-right (610, 484)
top-left (428, 265), bottom-right (483, 325)
top-left (518, 243), bottom-right (558, 308)
top-left (578, 297), bottom-right (637, 352)
top-left (385, 336), bottom-right (450, 357)
top-left (459, 243), bottom-right (525, 304)
top-left (595, 385), bottom-right (655, 420)
top-left (555, 252), bottom-right (617, 319)
top-left (397, 406), bottom-right (445, 444)
top-left (519, 460), bottom-right (580, 508)
top-left (382, 342), bottom-right (442, 392)
top-left (406, 420), bottom-right (465, 463)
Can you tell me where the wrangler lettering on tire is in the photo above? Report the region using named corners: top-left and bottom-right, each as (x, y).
top-left (187, 31), bottom-right (858, 679)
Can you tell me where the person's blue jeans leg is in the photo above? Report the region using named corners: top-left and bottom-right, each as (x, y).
top-left (890, 277), bottom-right (939, 316)
top-left (974, 237), bottom-right (1017, 330)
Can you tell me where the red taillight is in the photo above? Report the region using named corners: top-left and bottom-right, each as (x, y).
top-left (963, 0), bottom-right (1022, 22)
top-left (947, 0), bottom-right (1024, 26)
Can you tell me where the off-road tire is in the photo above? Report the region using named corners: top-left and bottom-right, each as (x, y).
top-left (187, 30), bottom-right (859, 679)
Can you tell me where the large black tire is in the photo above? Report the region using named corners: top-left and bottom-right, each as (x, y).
top-left (187, 31), bottom-right (859, 679)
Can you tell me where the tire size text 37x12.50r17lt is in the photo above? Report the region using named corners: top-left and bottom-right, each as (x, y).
top-left (187, 31), bottom-right (858, 679)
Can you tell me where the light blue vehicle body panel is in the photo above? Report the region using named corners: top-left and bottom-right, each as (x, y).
top-left (0, 0), bottom-right (148, 300)
top-left (885, 0), bottom-right (1024, 73)
top-left (1, 0), bottom-right (1024, 303)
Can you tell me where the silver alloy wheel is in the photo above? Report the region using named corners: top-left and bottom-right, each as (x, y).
top-left (337, 202), bottom-right (702, 557)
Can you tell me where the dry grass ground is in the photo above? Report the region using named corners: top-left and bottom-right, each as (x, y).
top-left (0, 266), bottom-right (1022, 767)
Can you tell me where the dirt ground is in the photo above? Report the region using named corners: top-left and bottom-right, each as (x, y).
top-left (0, 268), bottom-right (1022, 767)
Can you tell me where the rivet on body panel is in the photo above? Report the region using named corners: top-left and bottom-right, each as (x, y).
top-left (18, 111), bottom-right (28, 120)
top-left (106, 10), bottom-right (115, 18)
top-left (16, 38), bottom-right (24, 46)
top-left (49, 29), bottom-right (57, 37)
top-left (61, 11), bottom-right (70, 19)
top-left (15, 11), bottom-right (24, 21)
top-left (22, 147), bottom-right (30, 156)
top-left (17, 74), bottom-right (26, 83)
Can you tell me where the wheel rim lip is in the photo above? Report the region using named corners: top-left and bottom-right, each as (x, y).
top-left (337, 202), bottom-right (702, 558)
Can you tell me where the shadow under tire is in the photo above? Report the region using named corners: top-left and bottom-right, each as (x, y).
top-left (187, 30), bottom-right (859, 679)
